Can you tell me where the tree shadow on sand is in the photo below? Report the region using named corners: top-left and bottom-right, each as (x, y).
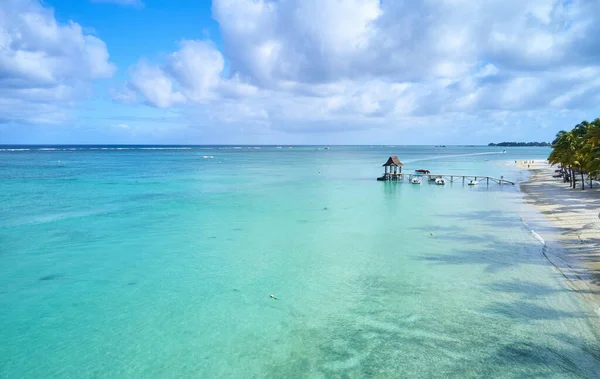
top-left (412, 220), bottom-right (600, 297)
top-left (417, 240), bottom-right (547, 273)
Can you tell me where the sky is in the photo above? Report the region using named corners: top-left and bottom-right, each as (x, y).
top-left (1, 0), bottom-right (600, 145)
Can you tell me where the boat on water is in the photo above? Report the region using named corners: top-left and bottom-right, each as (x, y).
top-left (411, 177), bottom-right (422, 184)
top-left (435, 177), bottom-right (446, 185)
top-left (468, 179), bottom-right (479, 186)
top-left (415, 169), bottom-right (430, 174)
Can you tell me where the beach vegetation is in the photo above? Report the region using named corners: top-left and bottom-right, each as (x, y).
top-left (548, 119), bottom-right (600, 189)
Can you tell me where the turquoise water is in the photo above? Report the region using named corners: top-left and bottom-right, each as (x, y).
top-left (1, 146), bottom-right (599, 378)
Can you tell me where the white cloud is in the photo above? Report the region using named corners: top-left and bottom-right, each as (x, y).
top-left (128, 61), bottom-right (186, 108)
top-left (475, 64), bottom-right (499, 78)
top-left (0, 0), bottom-right (115, 124)
top-left (125, 40), bottom-right (258, 108)
top-left (122, 0), bottom-right (600, 136)
top-left (110, 87), bottom-right (138, 104)
top-left (166, 40), bottom-right (225, 102)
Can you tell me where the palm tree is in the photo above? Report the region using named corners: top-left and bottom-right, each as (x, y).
top-left (549, 130), bottom-right (576, 187)
top-left (586, 119), bottom-right (600, 187)
top-left (548, 119), bottom-right (600, 190)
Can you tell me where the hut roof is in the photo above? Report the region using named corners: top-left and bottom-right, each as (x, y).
top-left (382, 156), bottom-right (404, 167)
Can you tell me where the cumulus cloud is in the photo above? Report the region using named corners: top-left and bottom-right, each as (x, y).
top-left (123, 40), bottom-right (258, 108)
top-left (128, 61), bottom-right (186, 108)
top-left (214, 0), bottom-right (600, 83)
top-left (123, 0), bottom-right (600, 135)
top-left (0, 0), bottom-right (115, 124)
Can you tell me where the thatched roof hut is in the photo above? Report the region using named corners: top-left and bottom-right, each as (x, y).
top-left (382, 156), bottom-right (404, 167)
top-left (377, 156), bottom-right (404, 180)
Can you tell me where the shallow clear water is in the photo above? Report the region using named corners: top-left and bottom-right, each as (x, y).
top-left (1, 145), bottom-right (599, 378)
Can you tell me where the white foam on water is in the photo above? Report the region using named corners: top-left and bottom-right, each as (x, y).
top-left (0, 148), bottom-right (30, 151)
top-left (520, 218), bottom-right (546, 246)
top-left (530, 230), bottom-right (546, 246)
top-left (139, 147), bottom-right (191, 150)
top-left (404, 151), bottom-right (505, 164)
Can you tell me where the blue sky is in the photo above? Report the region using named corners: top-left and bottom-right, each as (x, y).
top-left (1, 0), bottom-right (599, 144)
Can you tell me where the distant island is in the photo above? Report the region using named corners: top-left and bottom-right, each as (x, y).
top-left (488, 142), bottom-right (550, 147)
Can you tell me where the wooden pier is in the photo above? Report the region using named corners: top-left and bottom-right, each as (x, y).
top-left (376, 156), bottom-right (515, 185)
top-left (377, 173), bottom-right (514, 185)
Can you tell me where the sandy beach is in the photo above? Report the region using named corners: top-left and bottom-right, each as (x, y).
top-left (520, 160), bottom-right (600, 312)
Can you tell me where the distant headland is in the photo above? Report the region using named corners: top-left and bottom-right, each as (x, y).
top-left (488, 142), bottom-right (550, 147)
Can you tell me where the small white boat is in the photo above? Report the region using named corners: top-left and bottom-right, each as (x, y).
top-left (411, 177), bottom-right (422, 184)
top-left (468, 180), bottom-right (479, 186)
top-left (435, 177), bottom-right (446, 185)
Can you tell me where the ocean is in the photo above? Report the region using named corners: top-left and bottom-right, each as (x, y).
top-left (1, 145), bottom-right (599, 378)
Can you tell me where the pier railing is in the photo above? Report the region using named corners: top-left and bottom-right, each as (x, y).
top-left (377, 173), bottom-right (515, 185)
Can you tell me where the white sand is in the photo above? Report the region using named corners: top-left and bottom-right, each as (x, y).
top-left (520, 160), bottom-right (600, 311)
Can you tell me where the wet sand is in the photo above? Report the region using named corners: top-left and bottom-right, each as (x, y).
top-left (519, 160), bottom-right (600, 313)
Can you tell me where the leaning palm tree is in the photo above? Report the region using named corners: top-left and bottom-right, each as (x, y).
top-left (586, 120), bottom-right (600, 187)
top-left (573, 149), bottom-right (590, 190)
top-left (549, 130), bottom-right (576, 187)
top-left (548, 119), bottom-right (600, 189)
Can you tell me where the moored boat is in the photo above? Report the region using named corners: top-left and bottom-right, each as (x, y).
top-left (435, 177), bottom-right (446, 185)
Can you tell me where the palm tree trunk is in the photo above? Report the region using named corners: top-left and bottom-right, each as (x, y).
top-left (580, 169), bottom-right (585, 190)
top-left (571, 168), bottom-right (576, 188)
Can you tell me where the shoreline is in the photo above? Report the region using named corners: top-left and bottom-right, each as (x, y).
top-left (519, 160), bottom-right (600, 314)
